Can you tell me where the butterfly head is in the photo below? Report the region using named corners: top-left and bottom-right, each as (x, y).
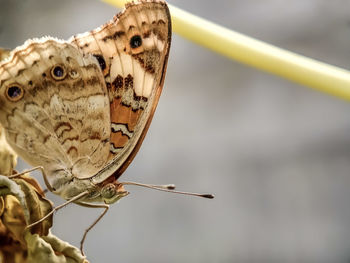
top-left (94, 175), bottom-right (129, 204)
top-left (100, 182), bottom-right (129, 204)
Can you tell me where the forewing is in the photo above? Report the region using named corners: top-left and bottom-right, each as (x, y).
top-left (70, 0), bottom-right (171, 182)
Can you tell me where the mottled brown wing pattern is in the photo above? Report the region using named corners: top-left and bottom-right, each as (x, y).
top-left (0, 39), bottom-right (111, 180)
top-left (70, 0), bottom-right (171, 182)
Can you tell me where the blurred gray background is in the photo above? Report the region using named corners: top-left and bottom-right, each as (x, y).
top-left (1, 0), bottom-right (350, 262)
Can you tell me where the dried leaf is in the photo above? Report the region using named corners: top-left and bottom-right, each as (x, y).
top-left (26, 232), bottom-right (89, 263)
top-left (13, 176), bottom-right (53, 235)
top-left (0, 175), bottom-right (53, 262)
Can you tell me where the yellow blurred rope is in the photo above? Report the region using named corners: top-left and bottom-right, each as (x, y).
top-left (102, 0), bottom-right (350, 101)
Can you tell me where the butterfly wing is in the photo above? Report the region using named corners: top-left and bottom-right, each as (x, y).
top-left (0, 0), bottom-right (170, 184)
top-left (0, 39), bottom-right (111, 180)
top-left (70, 0), bottom-right (171, 182)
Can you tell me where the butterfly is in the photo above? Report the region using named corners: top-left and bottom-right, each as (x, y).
top-left (0, 0), bottom-right (212, 254)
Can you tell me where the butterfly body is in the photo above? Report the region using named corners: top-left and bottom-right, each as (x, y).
top-left (0, 0), bottom-right (171, 204)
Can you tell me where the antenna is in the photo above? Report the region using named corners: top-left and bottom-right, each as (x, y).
top-left (120, 181), bottom-right (214, 199)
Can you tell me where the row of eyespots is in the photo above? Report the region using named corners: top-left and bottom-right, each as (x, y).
top-left (5, 34), bottom-right (143, 102)
top-left (5, 65), bottom-right (68, 102)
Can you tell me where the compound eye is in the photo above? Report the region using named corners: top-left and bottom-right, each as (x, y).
top-left (101, 183), bottom-right (116, 200)
top-left (6, 84), bottom-right (24, 102)
top-left (51, 65), bottom-right (66, 80)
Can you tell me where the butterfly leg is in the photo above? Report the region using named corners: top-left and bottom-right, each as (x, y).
top-left (9, 166), bottom-right (45, 178)
top-left (26, 190), bottom-right (89, 229)
top-left (9, 165), bottom-right (55, 192)
top-left (75, 201), bottom-right (109, 255)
